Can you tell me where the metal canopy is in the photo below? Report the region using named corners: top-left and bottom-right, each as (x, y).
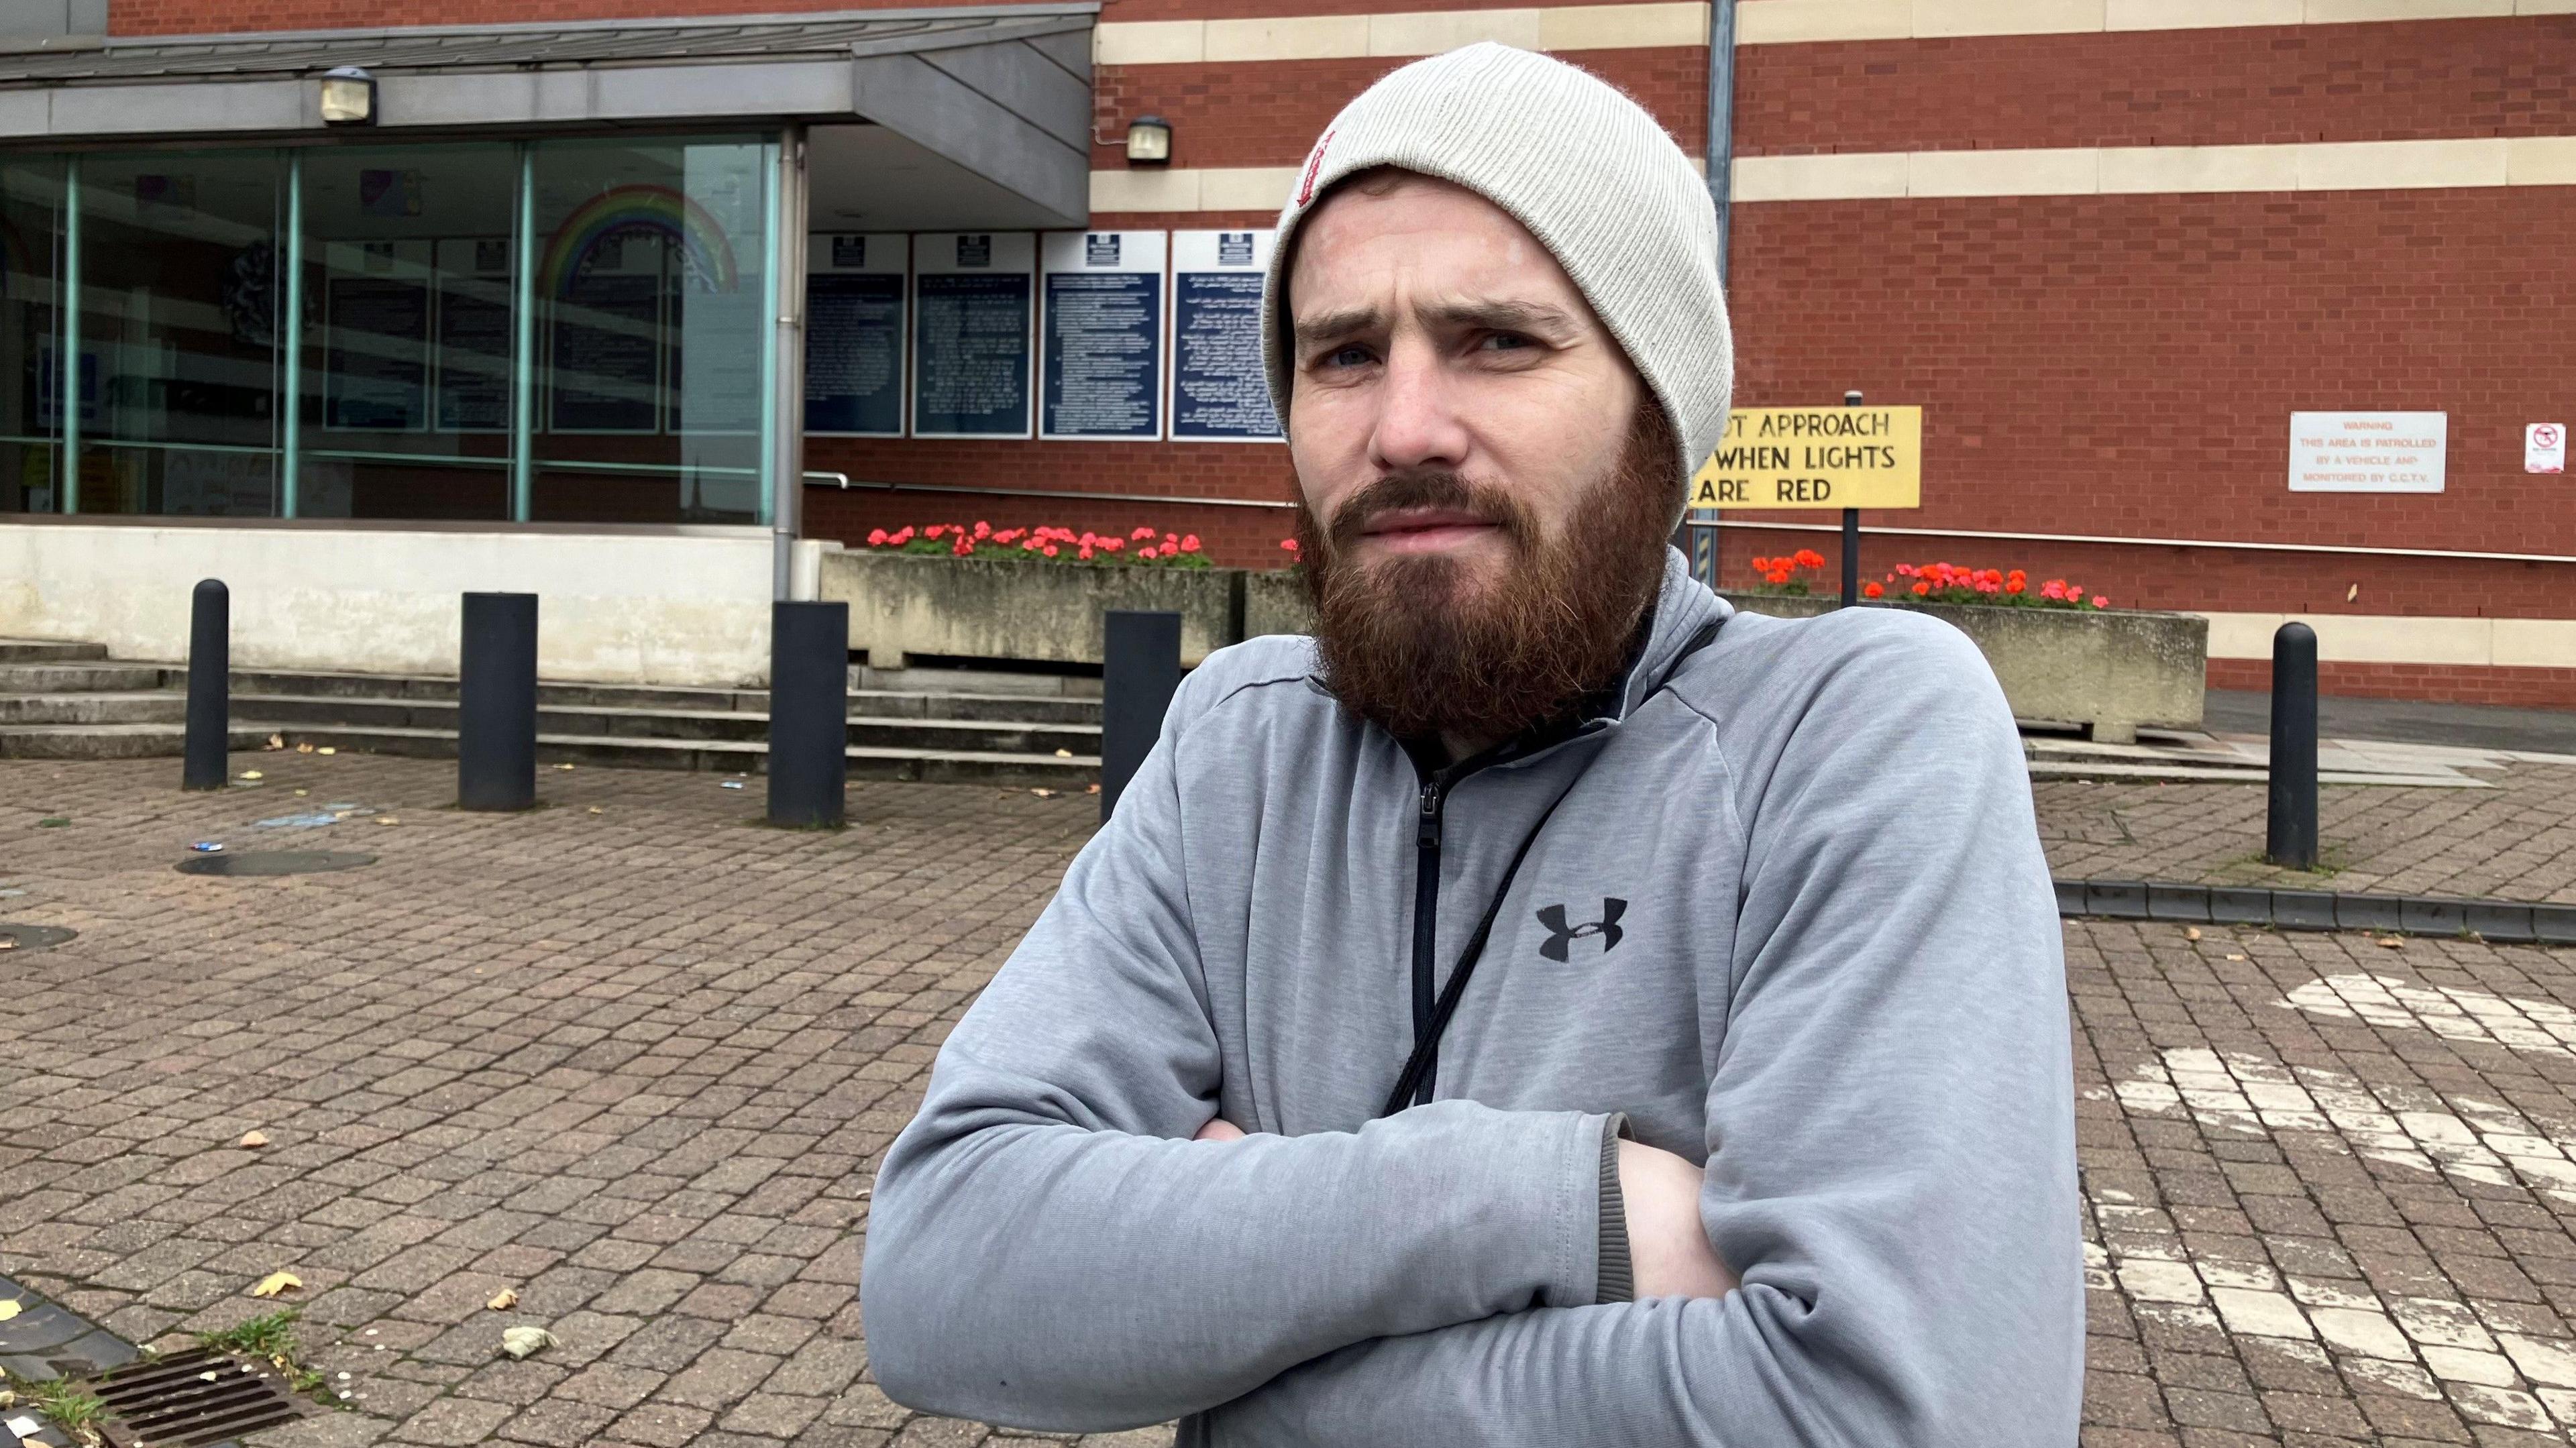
top-left (0, 4), bottom-right (1097, 224)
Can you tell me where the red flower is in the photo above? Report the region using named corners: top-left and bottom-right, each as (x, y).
top-left (1911, 581), bottom-right (1930, 597)
top-left (1101, 537), bottom-right (1124, 552)
top-left (1180, 535), bottom-right (1201, 553)
top-left (1042, 545), bottom-right (1059, 557)
top-left (1133, 526), bottom-right (1156, 541)
top-left (1078, 545), bottom-right (1095, 560)
top-left (867, 528), bottom-right (888, 546)
top-left (2091, 595), bottom-right (2109, 609)
top-left (1862, 581), bottom-right (1884, 599)
top-left (974, 520), bottom-right (991, 539)
top-left (924, 524), bottom-right (946, 539)
top-left (1794, 548), bottom-right (1826, 569)
top-left (1281, 538), bottom-right (1300, 553)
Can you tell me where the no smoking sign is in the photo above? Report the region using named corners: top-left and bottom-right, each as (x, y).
top-left (2532, 423), bottom-right (2567, 475)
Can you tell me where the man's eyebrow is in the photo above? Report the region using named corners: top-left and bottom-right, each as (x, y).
top-left (1292, 305), bottom-right (1383, 351)
top-left (1421, 299), bottom-right (1578, 335)
top-left (1293, 299), bottom-right (1580, 351)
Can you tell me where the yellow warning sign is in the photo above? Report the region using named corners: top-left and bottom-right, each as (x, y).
top-left (1688, 406), bottom-right (1923, 510)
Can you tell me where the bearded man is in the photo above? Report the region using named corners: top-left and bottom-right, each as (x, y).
top-left (863, 44), bottom-right (2082, 1445)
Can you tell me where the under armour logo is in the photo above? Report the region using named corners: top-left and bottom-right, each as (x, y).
top-left (1536, 899), bottom-right (1627, 962)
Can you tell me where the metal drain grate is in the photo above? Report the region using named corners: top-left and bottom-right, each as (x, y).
top-left (83, 1345), bottom-right (309, 1448)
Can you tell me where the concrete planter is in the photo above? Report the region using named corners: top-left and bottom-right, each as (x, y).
top-left (817, 549), bottom-right (1243, 668)
top-left (1719, 592), bottom-right (2206, 742)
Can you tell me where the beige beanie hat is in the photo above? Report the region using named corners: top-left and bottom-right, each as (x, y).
top-left (1260, 42), bottom-right (1733, 494)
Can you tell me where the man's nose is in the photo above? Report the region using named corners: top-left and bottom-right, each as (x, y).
top-left (1366, 335), bottom-right (1472, 473)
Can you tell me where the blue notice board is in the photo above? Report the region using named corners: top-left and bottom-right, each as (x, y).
top-left (1169, 229), bottom-right (1281, 442)
top-left (911, 232), bottom-right (1034, 438)
top-left (806, 233), bottom-right (907, 437)
top-left (1040, 231), bottom-right (1166, 441)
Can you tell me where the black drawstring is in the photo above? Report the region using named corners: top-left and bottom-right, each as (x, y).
top-left (1375, 616), bottom-right (1723, 1117)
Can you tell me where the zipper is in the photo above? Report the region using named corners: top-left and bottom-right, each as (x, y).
top-left (1410, 777), bottom-right (1446, 1106)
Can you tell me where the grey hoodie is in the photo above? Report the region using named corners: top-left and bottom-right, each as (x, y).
top-left (862, 549), bottom-right (2083, 1445)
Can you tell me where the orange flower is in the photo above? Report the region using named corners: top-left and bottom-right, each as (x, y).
top-left (1910, 581), bottom-right (1930, 597)
top-left (1862, 581), bottom-right (1884, 599)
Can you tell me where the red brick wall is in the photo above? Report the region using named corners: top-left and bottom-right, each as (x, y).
top-left (2206, 660), bottom-right (2576, 710)
top-left (116, 0), bottom-right (1654, 34)
top-left (1092, 48), bottom-right (1709, 170)
top-left (1722, 186), bottom-right (2576, 619)
top-left (1734, 17), bottom-right (2576, 154)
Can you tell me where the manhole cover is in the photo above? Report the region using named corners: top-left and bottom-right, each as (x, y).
top-left (84, 1345), bottom-right (309, 1448)
top-left (0, 923), bottom-right (74, 952)
top-left (174, 851), bottom-right (375, 877)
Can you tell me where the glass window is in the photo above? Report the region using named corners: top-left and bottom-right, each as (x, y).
top-left (530, 136), bottom-right (770, 525)
top-left (74, 150), bottom-right (286, 517)
top-left (0, 157), bottom-right (64, 514)
top-left (297, 144), bottom-right (519, 520)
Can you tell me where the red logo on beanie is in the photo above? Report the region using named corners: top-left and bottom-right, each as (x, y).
top-left (1297, 129), bottom-right (1335, 207)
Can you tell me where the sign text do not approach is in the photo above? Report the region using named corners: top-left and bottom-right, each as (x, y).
top-left (1688, 405), bottom-right (1923, 510)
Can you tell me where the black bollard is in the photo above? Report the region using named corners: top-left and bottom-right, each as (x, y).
top-left (766, 601), bottom-right (849, 828)
top-left (2265, 621), bottom-right (2320, 869)
top-left (182, 578), bottom-right (229, 791)
top-left (1101, 610), bottom-right (1183, 822)
top-left (458, 592), bottom-right (538, 812)
top-left (1838, 388), bottom-right (1864, 608)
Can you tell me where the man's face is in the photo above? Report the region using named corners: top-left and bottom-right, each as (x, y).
top-left (1283, 171), bottom-right (1677, 750)
top-left (1286, 174), bottom-right (1645, 592)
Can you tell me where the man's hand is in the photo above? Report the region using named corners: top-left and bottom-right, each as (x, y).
top-left (1195, 1117), bottom-right (1246, 1141)
top-left (1618, 1139), bottom-right (1737, 1298)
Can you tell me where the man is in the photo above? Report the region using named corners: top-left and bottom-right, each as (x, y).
top-left (863, 43), bottom-right (2081, 1445)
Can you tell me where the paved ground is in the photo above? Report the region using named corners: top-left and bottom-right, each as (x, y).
top-left (2040, 761), bottom-right (2576, 904)
top-left (9, 750), bottom-right (2576, 1445)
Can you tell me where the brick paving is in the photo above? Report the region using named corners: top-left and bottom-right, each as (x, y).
top-left (2041, 762), bottom-right (2576, 905)
top-left (7, 750), bottom-right (2576, 1444)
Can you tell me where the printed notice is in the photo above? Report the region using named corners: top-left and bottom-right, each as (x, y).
top-left (806, 233), bottom-right (907, 437)
top-left (2528, 423), bottom-right (2566, 476)
top-left (1689, 406), bottom-right (1924, 510)
top-left (1042, 231), bottom-right (1165, 441)
top-left (2288, 412), bottom-right (2447, 493)
top-left (1169, 229), bottom-right (1281, 443)
top-left (912, 232), bottom-right (1034, 438)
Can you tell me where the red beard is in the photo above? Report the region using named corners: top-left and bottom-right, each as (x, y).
top-left (1294, 402), bottom-right (1681, 748)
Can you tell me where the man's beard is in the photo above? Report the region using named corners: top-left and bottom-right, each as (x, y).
top-left (1293, 403), bottom-right (1680, 748)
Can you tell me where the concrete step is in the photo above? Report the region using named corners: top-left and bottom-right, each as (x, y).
top-left (855, 664), bottom-right (1102, 698)
top-left (0, 691), bottom-right (189, 726)
top-left (0, 722), bottom-right (272, 760)
top-left (0, 638), bottom-right (110, 663)
top-left (0, 662), bottom-right (166, 693)
top-left (173, 669), bottom-right (1099, 724)
top-left (256, 722), bottom-right (1099, 786)
top-left (234, 695), bottom-right (1099, 756)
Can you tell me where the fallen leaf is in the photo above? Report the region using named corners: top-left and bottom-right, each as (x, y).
top-left (2184, 927), bottom-right (2202, 941)
top-left (586, 807), bottom-right (603, 816)
top-left (2226, 952), bottom-right (2246, 961)
top-left (1054, 748), bottom-right (1073, 759)
top-left (238, 770), bottom-right (263, 781)
top-left (239, 1130), bottom-right (268, 1148)
top-left (1086, 784), bottom-right (1101, 795)
top-left (555, 763), bottom-right (576, 771)
top-left (0, 1299), bottom-right (19, 1322)
top-left (0, 939), bottom-right (15, 952)
top-left (266, 733), bottom-right (284, 750)
top-left (2377, 936), bottom-right (2406, 950)
top-left (317, 746), bottom-right (336, 755)
top-left (296, 742), bottom-right (314, 754)
top-left (487, 1288), bottom-right (519, 1311)
top-left (374, 816), bottom-right (399, 826)
top-left (293, 788), bottom-right (309, 796)
top-left (250, 1270), bottom-right (302, 1298)
top-left (1032, 788), bottom-right (1056, 798)
top-left (498, 1326), bottom-right (557, 1360)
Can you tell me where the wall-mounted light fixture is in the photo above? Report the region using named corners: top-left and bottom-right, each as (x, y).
top-left (1124, 115), bottom-right (1172, 166)
top-left (318, 65), bottom-right (377, 126)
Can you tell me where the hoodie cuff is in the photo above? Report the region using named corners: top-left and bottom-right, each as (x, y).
top-left (1596, 1113), bottom-right (1633, 1304)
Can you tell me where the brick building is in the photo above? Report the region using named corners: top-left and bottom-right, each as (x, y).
top-left (1, 0), bottom-right (2569, 701)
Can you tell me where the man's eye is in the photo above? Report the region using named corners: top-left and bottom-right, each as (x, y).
top-left (1324, 345), bottom-right (1375, 368)
top-left (1478, 332), bottom-right (1534, 352)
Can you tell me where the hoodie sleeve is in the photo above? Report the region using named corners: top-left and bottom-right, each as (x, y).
top-left (1197, 612), bottom-right (2086, 1447)
top-left (858, 665), bottom-right (1617, 1433)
